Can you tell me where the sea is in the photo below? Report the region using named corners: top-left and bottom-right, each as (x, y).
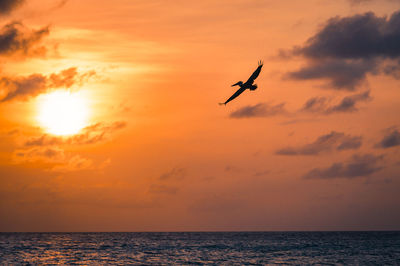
top-left (0, 232), bottom-right (399, 265)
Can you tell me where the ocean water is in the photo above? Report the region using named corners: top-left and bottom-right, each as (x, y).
top-left (0, 232), bottom-right (399, 265)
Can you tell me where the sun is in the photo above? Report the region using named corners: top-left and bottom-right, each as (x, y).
top-left (37, 90), bottom-right (90, 136)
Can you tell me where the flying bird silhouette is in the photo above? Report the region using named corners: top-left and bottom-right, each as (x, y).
top-left (220, 60), bottom-right (263, 105)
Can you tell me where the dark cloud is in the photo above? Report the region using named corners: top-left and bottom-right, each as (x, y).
top-left (348, 0), bottom-right (371, 3)
top-left (285, 10), bottom-right (400, 90)
top-left (383, 61), bottom-right (400, 79)
top-left (287, 59), bottom-right (377, 90)
top-left (303, 153), bottom-right (384, 179)
top-left (294, 11), bottom-right (400, 60)
top-left (0, 21), bottom-right (49, 58)
top-left (301, 90), bottom-right (371, 114)
top-left (0, 67), bottom-right (95, 102)
top-left (337, 136), bottom-right (363, 150)
top-left (0, 0), bottom-right (24, 15)
top-left (326, 90), bottom-right (371, 113)
top-left (0, 73), bottom-right (47, 102)
top-left (24, 121), bottom-right (127, 147)
top-left (348, 0), bottom-right (400, 5)
top-left (375, 128), bottom-right (400, 148)
top-left (229, 102), bottom-right (287, 118)
top-left (159, 167), bottom-right (186, 180)
top-left (301, 96), bottom-right (327, 113)
top-left (276, 131), bottom-right (362, 155)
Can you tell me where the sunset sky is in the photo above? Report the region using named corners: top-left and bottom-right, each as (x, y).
top-left (1, 0), bottom-right (400, 232)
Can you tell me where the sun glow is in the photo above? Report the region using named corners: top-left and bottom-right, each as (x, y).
top-left (37, 90), bottom-right (90, 136)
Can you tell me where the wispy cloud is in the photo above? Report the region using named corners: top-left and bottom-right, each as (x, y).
top-left (13, 145), bottom-right (94, 172)
top-left (24, 121), bottom-right (126, 147)
top-left (375, 128), bottom-right (400, 149)
top-left (159, 167), bottom-right (186, 180)
top-left (230, 102), bottom-right (287, 118)
top-left (12, 121), bottom-right (126, 172)
top-left (276, 131), bottom-right (362, 155)
top-left (148, 184), bottom-right (179, 195)
top-left (0, 67), bottom-right (95, 102)
top-left (301, 90), bottom-right (371, 115)
top-left (303, 153), bottom-right (384, 179)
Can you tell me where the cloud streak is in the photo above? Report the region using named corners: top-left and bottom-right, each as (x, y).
top-left (13, 146), bottom-right (95, 172)
top-left (375, 128), bottom-right (400, 149)
top-left (13, 121), bottom-right (125, 172)
top-left (230, 102), bottom-right (287, 118)
top-left (24, 121), bottom-right (126, 147)
top-left (276, 131), bottom-right (362, 155)
top-left (159, 167), bottom-right (186, 180)
top-left (301, 90), bottom-right (371, 114)
top-left (303, 153), bottom-right (384, 179)
top-left (0, 67), bottom-right (95, 102)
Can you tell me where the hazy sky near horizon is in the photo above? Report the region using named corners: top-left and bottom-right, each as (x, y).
top-left (1, 0), bottom-right (400, 231)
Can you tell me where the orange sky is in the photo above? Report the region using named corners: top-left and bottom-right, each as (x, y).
top-left (0, 0), bottom-right (400, 231)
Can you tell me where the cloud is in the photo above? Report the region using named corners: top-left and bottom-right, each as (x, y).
top-left (301, 90), bottom-right (371, 114)
top-left (0, 0), bottom-right (24, 15)
top-left (287, 59), bottom-right (377, 90)
top-left (49, 67), bottom-right (96, 88)
top-left (51, 155), bottom-right (93, 172)
top-left (276, 131), bottom-right (362, 155)
top-left (11, 121), bottom-right (125, 173)
top-left (348, 0), bottom-right (371, 3)
top-left (52, 0), bottom-right (68, 10)
top-left (348, 0), bottom-right (400, 5)
top-left (326, 90), bottom-right (371, 113)
top-left (159, 167), bottom-right (186, 180)
top-left (14, 146), bottom-right (65, 162)
top-left (285, 10), bottom-right (400, 90)
top-left (229, 102), bottom-right (287, 118)
top-left (337, 136), bottom-right (363, 150)
top-left (68, 121), bottom-right (126, 145)
top-left (0, 67), bottom-right (95, 102)
top-left (253, 170), bottom-right (269, 177)
top-left (0, 73), bottom-right (47, 102)
top-left (303, 153), bottom-right (384, 179)
top-left (375, 128), bottom-right (400, 148)
top-left (301, 96), bottom-right (328, 113)
top-left (293, 11), bottom-right (400, 60)
top-left (24, 121), bottom-right (127, 147)
top-left (13, 145), bottom-right (99, 172)
top-left (148, 184), bottom-right (178, 195)
top-left (0, 21), bottom-right (49, 58)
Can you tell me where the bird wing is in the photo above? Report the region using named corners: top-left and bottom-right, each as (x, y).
top-left (220, 87), bottom-right (246, 105)
top-left (246, 61), bottom-right (263, 84)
